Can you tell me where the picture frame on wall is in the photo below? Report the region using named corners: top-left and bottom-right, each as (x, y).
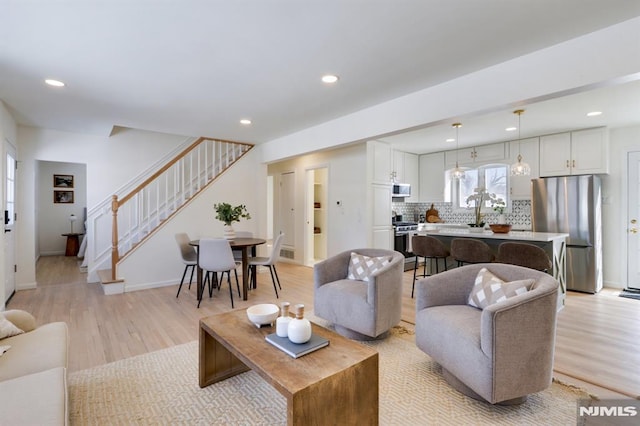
top-left (54, 190), bottom-right (74, 204)
top-left (53, 174), bottom-right (74, 188)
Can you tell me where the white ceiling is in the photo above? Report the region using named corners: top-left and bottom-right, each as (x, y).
top-left (1, 0), bottom-right (640, 151)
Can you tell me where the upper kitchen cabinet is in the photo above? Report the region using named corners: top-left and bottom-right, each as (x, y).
top-left (368, 140), bottom-right (393, 183)
top-left (419, 152), bottom-right (446, 202)
top-left (444, 142), bottom-right (507, 168)
top-left (539, 128), bottom-right (609, 177)
top-left (393, 150), bottom-right (419, 201)
top-left (509, 137), bottom-right (539, 199)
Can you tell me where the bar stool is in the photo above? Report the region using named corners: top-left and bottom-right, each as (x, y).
top-left (450, 238), bottom-right (495, 267)
top-left (411, 235), bottom-right (450, 298)
top-left (497, 242), bottom-right (552, 272)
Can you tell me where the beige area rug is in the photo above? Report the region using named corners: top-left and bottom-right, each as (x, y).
top-left (69, 328), bottom-right (591, 425)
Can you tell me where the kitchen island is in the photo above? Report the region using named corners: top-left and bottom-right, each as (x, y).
top-left (416, 229), bottom-right (568, 307)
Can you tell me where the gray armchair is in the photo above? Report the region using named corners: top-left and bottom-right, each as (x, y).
top-left (314, 248), bottom-right (404, 340)
top-left (415, 263), bottom-right (559, 404)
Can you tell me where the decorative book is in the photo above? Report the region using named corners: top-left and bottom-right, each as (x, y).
top-left (265, 333), bottom-right (329, 358)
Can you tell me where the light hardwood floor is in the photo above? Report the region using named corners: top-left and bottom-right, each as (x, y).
top-left (7, 256), bottom-right (640, 400)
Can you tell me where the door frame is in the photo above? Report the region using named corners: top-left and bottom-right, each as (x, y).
top-left (627, 151), bottom-right (640, 289)
top-left (3, 138), bottom-right (17, 306)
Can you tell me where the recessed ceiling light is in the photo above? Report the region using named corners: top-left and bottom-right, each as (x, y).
top-left (587, 111), bottom-right (602, 117)
top-left (240, 119), bottom-right (252, 125)
top-left (321, 75), bottom-right (339, 84)
top-left (446, 138), bottom-right (455, 143)
top-left (505, 127), bottom-right (517, 132)
top-left (45, 79), bottom-right (65, 87)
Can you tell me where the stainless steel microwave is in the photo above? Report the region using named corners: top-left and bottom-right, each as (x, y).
top-left (392, 183), bottom-right (411, 197)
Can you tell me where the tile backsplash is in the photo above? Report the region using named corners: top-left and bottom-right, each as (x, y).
top-left (392, 200), bottom-right (532, 230)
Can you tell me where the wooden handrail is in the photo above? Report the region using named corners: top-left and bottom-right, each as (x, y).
top-left (118, 137), bottom-right (252, 206)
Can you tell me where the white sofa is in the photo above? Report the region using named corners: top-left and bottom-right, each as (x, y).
top-left (0, 309), bottom-right (69, 425)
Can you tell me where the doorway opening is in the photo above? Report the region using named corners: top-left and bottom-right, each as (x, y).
top-left (305, 167), bottom-right (328, 266)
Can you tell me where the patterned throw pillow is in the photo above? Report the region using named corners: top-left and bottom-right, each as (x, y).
top-left (468, 268), bottom-right (534, 309)
top-left (0, 313), bottom-right (24, 340)
top-left (347, 252), bottom-right (392, 282)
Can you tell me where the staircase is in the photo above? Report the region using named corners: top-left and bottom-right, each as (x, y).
top-left (87, 136), bottom-right (253, 287)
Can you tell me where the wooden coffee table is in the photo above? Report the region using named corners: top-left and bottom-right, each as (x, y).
top-left (199, 309), bottom-right (379, 425)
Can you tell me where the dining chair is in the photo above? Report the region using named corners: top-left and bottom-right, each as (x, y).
top-left (198, 238), bottom-right (241, 308)
top-left (232, 231), bottom-right (253, 283)
top-left (174, 233), bottom-right (197, 298)
top-left (248, 233), bottom-right (285, 298)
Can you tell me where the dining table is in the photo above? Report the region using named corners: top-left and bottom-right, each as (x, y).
top-left (190, 237), bottom-right (266, 303)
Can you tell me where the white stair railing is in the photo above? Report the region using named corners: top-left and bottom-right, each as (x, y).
top-left (89, 137), bottom-right (252, 282)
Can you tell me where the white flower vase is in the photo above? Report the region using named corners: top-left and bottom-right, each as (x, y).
top-left (223, 224), bottom-right (235, 240)
top-left (288, 304), bottom-right (312, 344)
top-left (497, 214), bottom-right (506, 224)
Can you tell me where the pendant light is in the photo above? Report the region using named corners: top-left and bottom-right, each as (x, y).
top-left (510, 109), bottom-right (531, 176)
top-left (451, 123), bottom-right (465, 180)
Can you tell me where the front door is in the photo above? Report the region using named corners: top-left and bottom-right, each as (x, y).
top-left (4, 142), bottom-right (17, 303)
top-left (628, 151), bottom-right (640, 289)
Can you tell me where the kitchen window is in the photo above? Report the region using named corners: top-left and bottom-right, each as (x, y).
top-left (449, 164), bottom-right (509, 211)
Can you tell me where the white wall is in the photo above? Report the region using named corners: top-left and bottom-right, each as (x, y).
top-left (0, 101), bottom-right (18, 309)
top-left (117, 147), bottom-right (266, 290)
top-left (17, 126), bottom-right (194, 289)
top-left (37, 161), bottom-right (87, 255)
top-left (267, 143), bottom-right (368, 263)
top-left (601, 125), bottom-right (640, 288)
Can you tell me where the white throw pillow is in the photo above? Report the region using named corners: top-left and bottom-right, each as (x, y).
top-left (0, 313), bottom-right (24, 340)
top-left (347, 252), bottom-right (392, 282)
top-left (468, 268), bottom-right (534, 309)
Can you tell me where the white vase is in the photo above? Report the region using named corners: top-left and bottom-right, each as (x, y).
top-left (497, 214), bottom-right (506, 224)
top-left (288, 304), bottom-right (312, 344)
top-left (276, 302), bottom-right (291, 338)
top-left (223, 224), bottom-right (235, 240)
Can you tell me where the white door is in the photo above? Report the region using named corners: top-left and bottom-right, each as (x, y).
top-left (4, 143), bottom-right (17, 303)
top-left (279, 172), bottom-right (295, 248)
top-left (628, 151), bottom-right (640, 289)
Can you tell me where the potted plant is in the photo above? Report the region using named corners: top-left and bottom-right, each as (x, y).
top-left (492, 198), bottom-right (507, 224)
top-left (466, 188), bottom-right (489, 229)
top-left (214, 203), bottom-right (251, 239)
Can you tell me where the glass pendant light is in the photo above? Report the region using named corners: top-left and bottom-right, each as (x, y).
top-left (510, 109), bottom-right (531, 176)
top-left (451, 123), bottom-right (465, 180)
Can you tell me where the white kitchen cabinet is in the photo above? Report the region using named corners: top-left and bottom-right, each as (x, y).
top-left (445, 142), bottom-right (507, 168)
top-left (508, 137), bottom-right (539, 199)
top-left (419, 152), bottom-right (446, 202)
top-left (390, 150), bottom-right (419, 201)
top-left (371, 183), bottom-right (393, 249)
top-left (539, 128), bottom-right (609, 176)
top-left (368, 140), bottom-right (393, 183)
top-left (571, 128), bottom-right (609, 175)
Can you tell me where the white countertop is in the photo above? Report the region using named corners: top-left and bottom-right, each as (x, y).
top-left (417, 229), bottom-right (569, 242)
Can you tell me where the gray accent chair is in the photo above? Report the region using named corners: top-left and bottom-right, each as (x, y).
top-left (415, 263), bottom-right (559, 405)
top-left (314, 248), bottom-right (404, 340)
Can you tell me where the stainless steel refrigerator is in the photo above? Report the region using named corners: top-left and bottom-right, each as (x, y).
top-left (531, 175), bottom-right (603, 293)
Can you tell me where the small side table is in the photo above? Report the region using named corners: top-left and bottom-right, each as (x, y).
top-left (62, 233), bottom-right (84, 256)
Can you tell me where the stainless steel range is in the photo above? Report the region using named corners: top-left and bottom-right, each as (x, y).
top-left (393, 221), bottom-right (418, 271)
